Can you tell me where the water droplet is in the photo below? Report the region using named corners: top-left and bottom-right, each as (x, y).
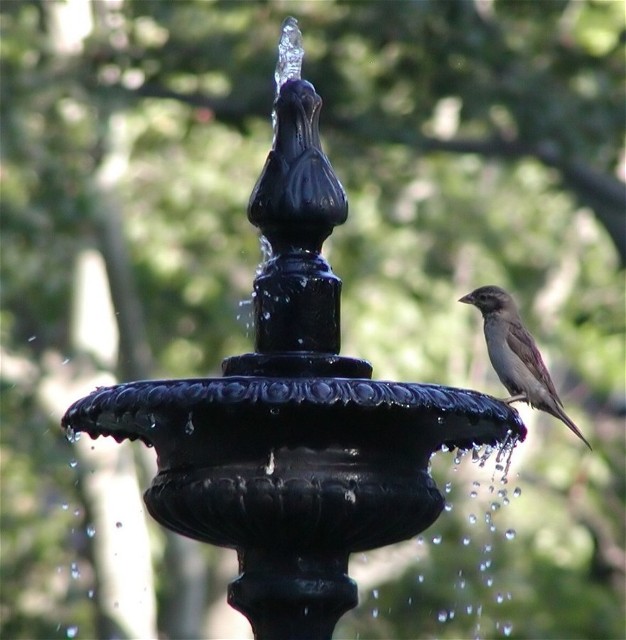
top-left (86, 524), bottom-right (96, 538)
top-left (70, 562), bottom-right (80, 579)
top-left (505, 529), bottom-right (516, 540)
top-left (432, 534), bottom-right (442, 545)
top-left (444, 482), bottom-right (452, 493)
top-left (438, 610), bottom-right (448, 622)
top-left (372, 589), bottom-right (379, 600)
top-left (513, 487), bottom-right (522, 497)
top-left (417, 574), bottom-right (424, 583)
top-left (264, 449), bottom-right (275, 476)
top-left (470, 490), bottom-right (478, 498)
top-left (496, 592), bottom-right (504, 604)
top-left (468, 513), bottom-right (477, 524)
top-left (69, 459), bottom-right (78, 469)
top-left (440, 442), bottom-right (449, 451)
top-left (149, 413), bottom-right (156, 429)
top-left (115, 521), bottom-right (123, 529)
top-left (478, 445), bottom-right (493, 467)
top-left (503, 622), bottom-right (513, 636)
top-left (466, 604), bottom-right (473, 614)
top-left (66, 626), bottom-right (78, 639)
top-left (462, 536), bottom-right (471, 546)
top-left (66, 427), bottom-right (81, 443)
top-left (184, 413), bottom-right (195, 435)
top-left (437, 416), bottom-right (445, 425)
top-left (62, 358), bottom-right (71, 365)
top-left (263, 311), bottom-right (271, 320)
top-left (491, 501), bottom-right (501, 512)
top-left (87, 589), bottom-right (94, 599)
top-left (444, 502), bottom-right (453, 512)
top-left (28, 335), bottom-right (36, 342)
top-left (372, 608), bottom-right (379, 619)
top-left (61, 502), bottom-right (69, 511)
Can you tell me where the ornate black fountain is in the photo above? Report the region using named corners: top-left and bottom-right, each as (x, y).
top-left (62, 18), bottom-right (525, 640)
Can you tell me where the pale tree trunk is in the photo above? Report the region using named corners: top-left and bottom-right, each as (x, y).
top-left (41, 1), bottom-right (211, 637)
top-left (39, 249), bottom-right (158, 639)
top-left (43, 2), bottom-right (156, 637)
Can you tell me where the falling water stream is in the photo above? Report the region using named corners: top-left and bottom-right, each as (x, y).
top-left (346, 439), bottom-right (524, 640)
top-left (436, 444), bottom-right (521, 639)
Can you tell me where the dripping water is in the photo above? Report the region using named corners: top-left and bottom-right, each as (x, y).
top-left (427, 436), bottom-right (523, 639)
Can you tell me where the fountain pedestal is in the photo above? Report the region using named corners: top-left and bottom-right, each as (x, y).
top-left (62, 19), bottom-right (525, 640)
top-left (229, 549), bottom-right (355, 640)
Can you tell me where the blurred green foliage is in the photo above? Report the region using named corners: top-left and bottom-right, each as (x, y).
top-left (1, 0), bottom-right (624, 638)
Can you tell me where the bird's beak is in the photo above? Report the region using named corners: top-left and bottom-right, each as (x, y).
top-left (458, 293), bottom-right (474, 305)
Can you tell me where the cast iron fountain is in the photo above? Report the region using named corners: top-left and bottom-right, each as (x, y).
top-left (62, 18), bottom-right (526, 640)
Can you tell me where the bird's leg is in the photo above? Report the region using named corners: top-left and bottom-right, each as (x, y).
top-left (502, 393), bottom-right (527, 405)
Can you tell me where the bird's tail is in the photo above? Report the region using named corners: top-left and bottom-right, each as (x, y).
top-left (549, 405), bottom-right (593, 451)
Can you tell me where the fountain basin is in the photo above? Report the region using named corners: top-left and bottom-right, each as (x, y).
top-left (62, 375), bottom-right (525, 552)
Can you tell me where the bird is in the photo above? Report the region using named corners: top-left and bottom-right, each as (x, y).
top-left (459, 285), bottom-right (592, 450)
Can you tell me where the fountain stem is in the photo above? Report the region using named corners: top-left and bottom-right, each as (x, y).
top-left (229, 549), bottom-right (356, 640)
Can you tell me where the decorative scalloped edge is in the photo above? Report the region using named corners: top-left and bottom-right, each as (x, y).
top-left (62, 376), bottom-right (526, 441)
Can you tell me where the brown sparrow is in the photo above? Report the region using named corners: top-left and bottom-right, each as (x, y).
top-left (459, 285), bottom-right (592, 450)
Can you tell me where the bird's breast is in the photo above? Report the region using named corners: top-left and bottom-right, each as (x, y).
top-left (483, 317), bottom-right (537, 397)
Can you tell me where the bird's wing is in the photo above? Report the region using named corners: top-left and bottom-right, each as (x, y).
top-left (506, 320), bottom-right (563, 406)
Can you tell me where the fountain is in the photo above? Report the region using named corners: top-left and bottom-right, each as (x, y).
top-left (62, 18), bottom-right (526, 640)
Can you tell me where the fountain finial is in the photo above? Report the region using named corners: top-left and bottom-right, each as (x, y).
top-left (223, 16), bottom-right (359, 375)
top-left (249, 20), bottom-right (347, 256)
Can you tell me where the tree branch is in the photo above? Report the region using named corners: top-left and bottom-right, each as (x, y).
top-left (420, 136), bottom-right (626, 266)
top-left (120, 82), bottom-right (626, 266)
